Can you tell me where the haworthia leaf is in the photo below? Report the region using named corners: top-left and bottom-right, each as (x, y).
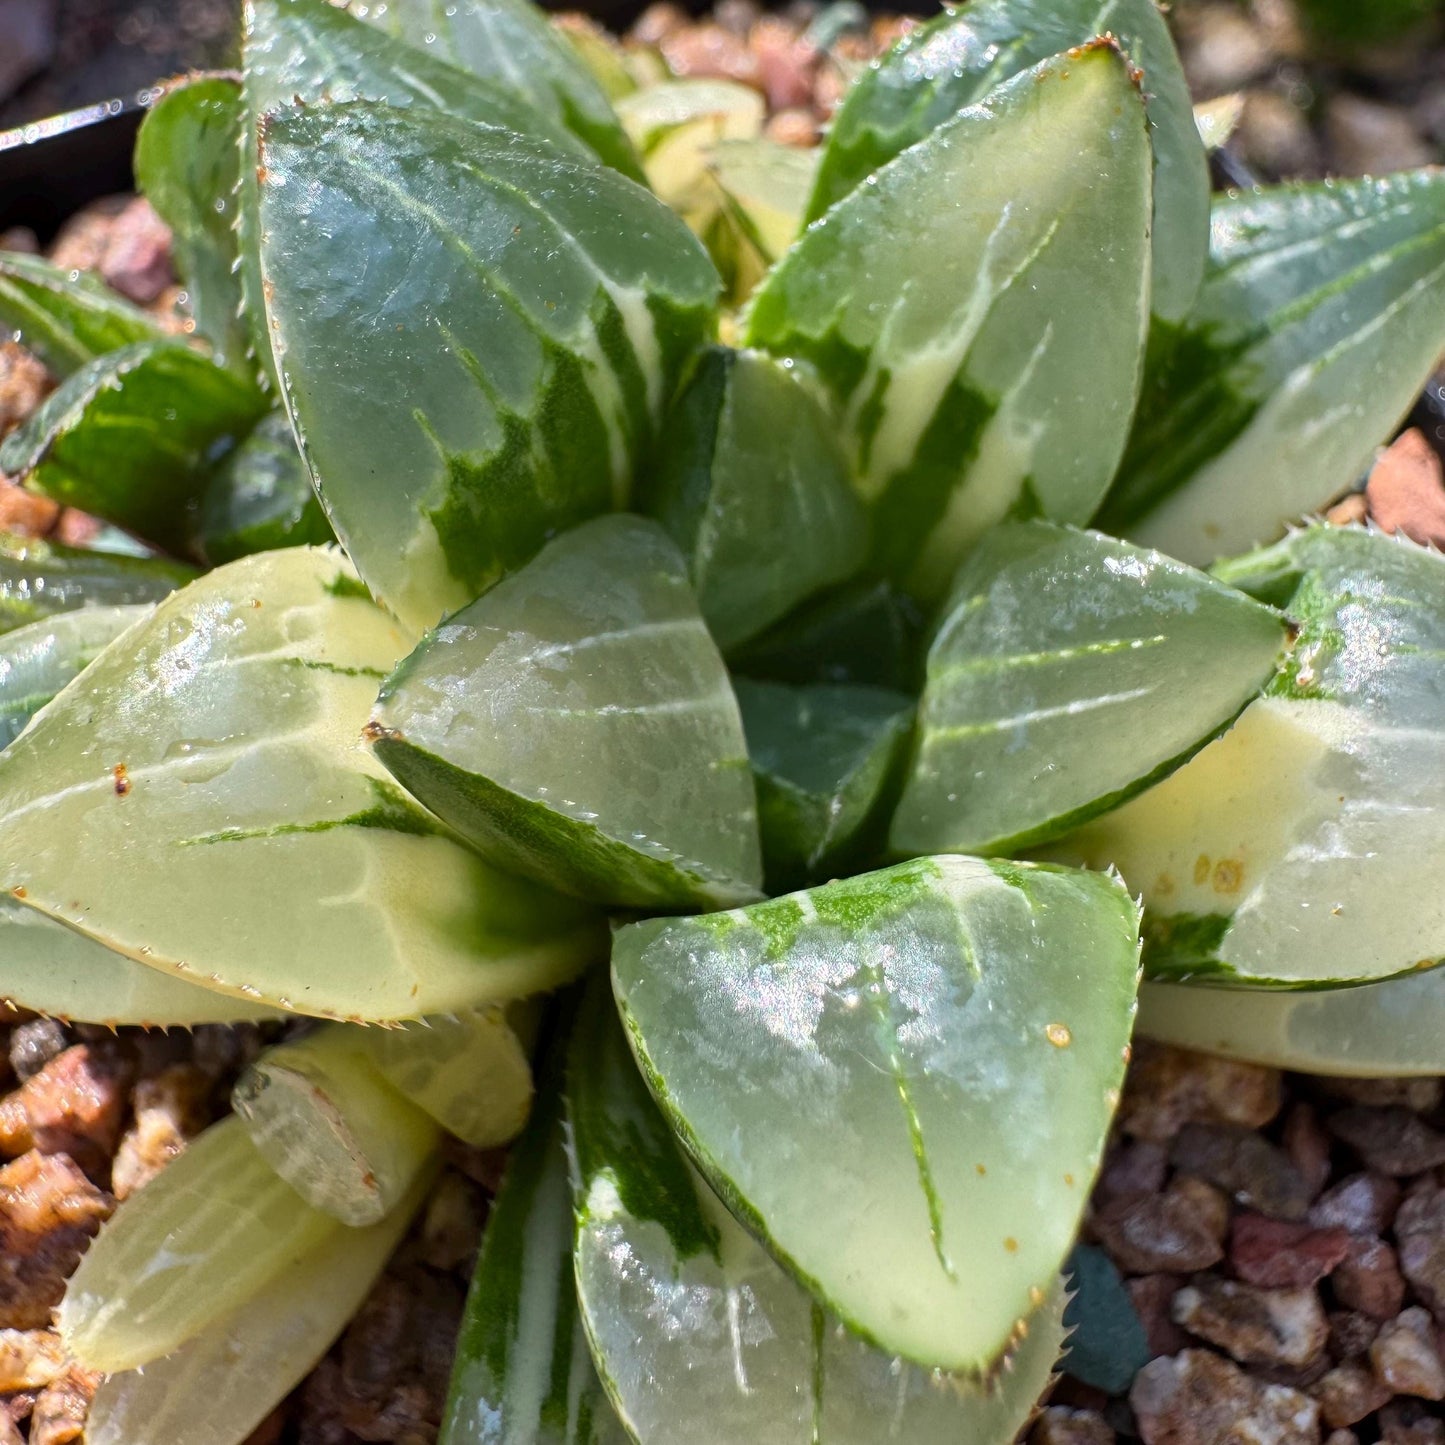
top-left (86, 1171), bottom-right (430, 1445)
top-left (734, 677), bottom-right (913, 892)
top-left (0, 548), bottom-right (604, 1021)
top-left (440, 1023), bottom-right (628, 1445)
top-left (1099, 171), bottom-right (1445, 565)
top-left (351, 0), bottom-right (642, 178)
top-left (745, 45), bottom-right (1152, 603)
top-left (890, 522), bottom-right (1287, 858)
top-left (807, 0), bottom-right (1208, 326)
top-left (0, 603), bottom-right (149, 747)
top-left (640, 347), bottom-right (869, 650)
top-left (198, 409), bottom-right (334, 565)
top-left (371, 515), bottom-right (762, 910)
top-left (616, 79), bottom-right (764, 159)
top-left (60, 1116), bottom-right (337, 1371)
top-left (0, 899), bottom-right (286, 1027)
top-left (569, 983), bottom-right (1071, 1441)
top-left (1044, 526), bottom-right (1445, 986)
top-left (233, 1025), bottom-right (441, 1225)
top-left (1138, 970), bottom-right (1445, 1077)
top-left (0, 532), bottom-right (192, 634)
top-left (611, 855), bottom-right (1141, 1372)
top-left (0, 340), bottom-right (267, 555)
top-left (707, 138), bottom-right (818, 264)
top-left (0, 251), bottom-right (161, 377)
top-left (728, 578), bottom-right (924, 691)
top-left (258, 99), bottom-right (719, 632)
top-left (134, 76), bottom-right (251, 371)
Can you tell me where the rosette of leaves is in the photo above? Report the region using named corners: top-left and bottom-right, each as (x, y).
top-left (0, 0), bottom-right (1434, 1437)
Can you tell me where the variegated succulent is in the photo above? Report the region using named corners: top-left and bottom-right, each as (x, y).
top-left (0, 0), bottom-right (1441, 1439)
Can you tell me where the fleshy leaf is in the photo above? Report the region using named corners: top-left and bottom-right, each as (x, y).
top-left (569, 981), bottom-right (1072, 1439)
top-left (807, 0), bottom-right (1208, 326)
top-left (198, 409), bottom-right (334, 565)
top-left (440, 1020), bottom-right (627, 1445)
top-left (258, 99), bottom-right (719, 631)
top-left (86, 1171), bottom-right (429, 1445)
top-left (611, 855), bottom-right (1141, 1372)
top-left (1138, 970), bottom-right (1445, 1077)
top-left (0, 251), bottom-right (161, 377)
top-left (0, 340), bottom-right (267, 555)
top-left (352, 0), bottom-right (642, 178)
top-left (640, 346), bottom-right (869, 650)
top-left (0, 899), bottom-right (286, 1027)
top-left (745, 45), bottom-right (1152, 602)
top-left (0, 603), bottom-right (149, 747)
top-left (370, 514), bottom-right (762, 910)
top-left (0, 547), bottom-right (604, 1021)
top-left (0, 532), bottom-right (192, 634)
top-left (734, 677), bottom-right (912, 892)
top-left (1044, 526), bottom-right (1445, 986)
top-left (1099, 170), bottom-right (1445, 565)
top-left (707, 138), bottom-right (818, 263)
top-left (890, 522), bottom-right (1287, 858)
top-left (728, 578), bottom-right (924, 690)
top-left (60, 1115), bottom-right (336, 1371)
top-left (134, 75), bottom-right (251, 371)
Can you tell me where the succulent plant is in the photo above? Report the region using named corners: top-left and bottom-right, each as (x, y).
top-left (0, 0), bottom-right (1441, 1438)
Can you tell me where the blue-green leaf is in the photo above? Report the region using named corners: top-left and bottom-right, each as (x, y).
top-left (1098, 171), bottom-right (1445, 566)
top-left (746, 45), bottom-right (1152, 603)
top-left (258, 98), bottom-right (719, 631)
top-left (807, 0), bottom-right (1208, 327)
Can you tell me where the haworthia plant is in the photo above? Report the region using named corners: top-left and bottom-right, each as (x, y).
top-left (1046, 526), bottom-right (1445, 986)
top-left (735, 677), bottom-right (913, 892)
top-left (0, 603), bottom-right (149, 747)
top-left (569, 983), bottom-right (1072, 1439)
top-left (350, 0), bottom-right (643, 177)
top-left (134, 76), bottom-right (252, 373)
top-left (890, 522), bottom-right (1288, 858)
top-left (86, 1171), bottom-right (430, 1445)
top-left (0, 532), bottom-right (191, 634)
top-left (0, 547), bottom-right (603, 1021)
top-left (257, 100), bottom-right (719, 631)
top-left (611, 856), bottom-right (1141, 1372)
top-left (441, 1023), bottom-right (627, 1445)
top-left (369, 514), bottom-right (763, 909)
top-left (746, 44), bottom-right (1153, 602)
top-left (0, 252), bottom-right (161, 377)
top-left (1100, 171), bottom-right (1445, 565)
top-left (0, 339), bottom-right (268, 554)
top-left (640, 346), bottom-right (869, 650)
top-left (807, 0), bottom-right (1209, 327)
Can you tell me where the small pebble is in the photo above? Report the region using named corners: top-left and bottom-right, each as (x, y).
top-left (6, 1022), bottom-right (69, 1085)
top-left (1370, 1308), bottom-right (1445, 1401)
top-left (1131, 1349), bottom-right (1320, 1445)
top-left (1230, 1214), bottom-right (1351, 1289)
top-left (1328, 1108), bottom-right (1445, 1178)
top-left (1283, 1104), bottom-right (1333, 1200)
top-left (1379, 1398), bottom-right (1445, 1444)
top-left (1309, 1172), bottom-right (1401, 1237)
top-left (1334, 1236), bottom-right (1408, 1321)
top-left (1394, 1180), bottom-right (1445, 1321)
top-left (1312, 1359), bottom-right (1393, 1428)
top-left (1031, 1405), bottom-right (1116, 1445)
top-left (1093, 1178), bottom-right (1229, 1275)
top-left (1320, 1077), bottom-right (1444, 1113)
top-left (1172, 1278), bottom-right (1329, 1370)
top-left (1172, 1124), bottom-right (1313, 1220)
top-left (1119, 1044), bottom-right (1282, 1143)
top-left (1329, 1311), bottom-right (1381, 1360)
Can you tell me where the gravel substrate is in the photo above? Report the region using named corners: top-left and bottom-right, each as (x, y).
top-left (0, 3), bottom-right (1442, 1442)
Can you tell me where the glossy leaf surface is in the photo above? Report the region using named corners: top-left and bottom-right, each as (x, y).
top-left (746, 46), bottom-right (1152, 602)
top-left (641, 347), bottom-right (868, 650)
top-left (735, 677), bottom-right (912, 892)
top-left (86, 1170), bottom-right (428, 1445)
top-left (0, 548), bottom-right (603, 1020)
top-left (0, 532), bottom-right (191, 634)
top-left (352, 0), bottom-right (642, 176)
top-left (0, 251), bottom-right (161, 377)
top-left (258, 99), bottom-right (718, 631)
top-left (570, 985), bottom-right (1071, 1439)
top-left (891, 522), bottom-right (1286, 857)
top-left (134, 76), bottom-right (251, 370)
top-left (60, 1116), bottom-right (335, 1371)
top-left (0, 340), bottom-right (267, 554)
top-left (1101, 171), bottom-right (1445, 565)
top-left (611, 855), bottom-right (1140, 1372)
top-left (198, 409), bottom-right (334, 564)
top-left (808, 0), bottom-right (1206, 325)
top-left (1046, 527), bottom-right (1445, 986)
top-left (372, 515), bottom-right (762, 909)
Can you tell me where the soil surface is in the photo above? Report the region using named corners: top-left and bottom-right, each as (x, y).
top-left (0, 3), bottom-right (1443, 1442)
